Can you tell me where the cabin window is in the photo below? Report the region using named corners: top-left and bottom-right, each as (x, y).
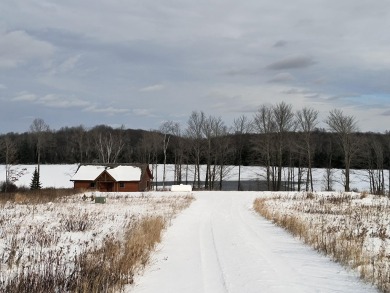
top-left (119, 182), bottom-right (125, 188)
top-left (90, 182), bottom-right (96, 188)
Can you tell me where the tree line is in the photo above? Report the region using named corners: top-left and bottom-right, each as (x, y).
top-left (1, 102), bottom-right (389, 194)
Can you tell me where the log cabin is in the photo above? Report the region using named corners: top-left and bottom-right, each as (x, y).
top-left (71, 164), bottom-right (153, 192)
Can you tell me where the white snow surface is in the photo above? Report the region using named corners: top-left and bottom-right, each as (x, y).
top-left (70, 165), bottom-right (106, 181)
top-left (71, 165), bottom-right (142, 182)
top-left (107, 165), bottom-right (142, 181)
top-left (1, 164), bottom-right (78, 188)
top-left (128, 192), bottom-right (377, 293)
top-left (171, 184), bottom-right (192, 192)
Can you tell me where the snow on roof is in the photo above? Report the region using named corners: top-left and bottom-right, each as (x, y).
top-left (71, 165), bottom-right (107, 181)
top-left (71, 165), bottom-right (142, 182)
top-left (107, 165), bottom-right (142, 181)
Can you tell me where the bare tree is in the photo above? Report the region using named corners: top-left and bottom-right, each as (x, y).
top-left (325, 109), bottom-right (359, 192)
top-left (273, 102), bottom-right (295, 191)
top-left (159, 121), bottom-right (180, 190)
top-left (202, 115), bottom-right (225, 190)
top-left (322, 135), bottom-right (335, 191)
top-left (285, 132), bottom-right (300, 191)
top-left (0, 135), bottom-right (17, 192)
top-left (253, 105), bottom-right (275, 190)
top-left (92, 125), bottom-right (125, 164)
top-left (361, 135), bottom-right (385, 195)
top-left (296, 107), bottom-right (319, 191)
top-left (213, 121), bottom-right (232, 190)
top-left (206, 115), bottom-right (227, 190)
top-left (73, 125), bottom-right (87, 163)
top-left (202, 115), bottom-right (213, 190)
top-left (138, 131), bottom-right (161, 190)
top-left (233, 115), bottom-right (251, 191)
top-left (186, 111), bottom-right (205, 189)
top-left (29, 118), bottom-right (50, 176)
top-left (371, 139), bottom-right (385, 194)
top-left (169, 124), bottom-right (184, 184)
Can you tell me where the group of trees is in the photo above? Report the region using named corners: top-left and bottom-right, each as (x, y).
top-left (1, 103), bottom-right (390, 194)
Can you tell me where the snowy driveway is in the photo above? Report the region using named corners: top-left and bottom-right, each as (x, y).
top-left (129, 192), bottom-right (377, 293)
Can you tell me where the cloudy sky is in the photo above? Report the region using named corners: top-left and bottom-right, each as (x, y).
top-left (1, 0), bottom-right (389, 133)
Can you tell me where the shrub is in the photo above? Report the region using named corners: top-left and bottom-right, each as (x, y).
top-left (61, 212), bottom-right (94, 232)
top-left (0, 181), bottom-right (18, 193)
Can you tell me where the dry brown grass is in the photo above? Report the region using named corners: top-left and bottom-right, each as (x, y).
top-left (0, 192), bottom-right (194, 293)
top-left (2, 216), bottom-right (166, 293)
top-left (70, 216), bottom-right (166, 292)
top-left (0, 189), bottom-right (78, 205)
top-left (254, 193), bottom-right (390, 292)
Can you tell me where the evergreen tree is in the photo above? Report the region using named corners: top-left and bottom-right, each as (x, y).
top-left (30, 168), bottom-right (42, 190)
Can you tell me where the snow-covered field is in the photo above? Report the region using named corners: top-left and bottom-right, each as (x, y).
top-left (0, 164), bottom-right (79, 189)
top-left (254, 192), bottom-right (390, 292)
top-left (0, 190), bottom-right (383, 292)
top-left (0, 191), bottom-right (193, 291)
top-left (0, 164), bottom-right (388, 292)
top-left (1, 164), bottom-right (388, 192)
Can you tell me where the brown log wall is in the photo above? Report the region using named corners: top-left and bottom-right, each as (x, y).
top-left (114, 182), bottom-right (139, 192)
top-left (73, 181), bottom-right (140, 192)
top-left (74, 181), bottom-right (95, 190)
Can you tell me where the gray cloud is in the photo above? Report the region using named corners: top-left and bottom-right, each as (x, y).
top-left (273, 40), bottom-right (287, 48)
top-left (327, 94), bottom-right (360, 101)
top-left (382, 109), bottom-right (390, 116)
top-left (12, 92), bottom-right (91, 108)
top-left (54, 54), bottom-right (82, 74)
top-left (0, 30), bottom-right (54, 68)
top-left (268, 72), bottom-right (294, 83)
top-left (224, 68), bottom-right (260, 76)
top-left (266, 56), bottom-right (316, 70)
top-left (84, 105), bottom-right (129, 115)
top-left (37, 95), bottom-right (91, 108)
top-left (12, 93), bottom-right (37, 102)
top-left (281, 88), bottom-right (313, 95)
top-left (132, 108), bottom-right (155, 117)
top-left (304, 94), bottom-right (321, 100)
top-left (139, 84), bottom-right (165, 92)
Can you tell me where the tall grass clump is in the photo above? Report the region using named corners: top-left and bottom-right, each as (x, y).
top-left (254, 192), bottom-right (390, 292)
top-left (70, 216), bottom-right (165, 292)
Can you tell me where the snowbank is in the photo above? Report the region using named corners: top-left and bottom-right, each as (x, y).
top-left (171, 184), bottom-right (192, 192)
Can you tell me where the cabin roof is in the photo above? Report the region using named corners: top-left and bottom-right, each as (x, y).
top-left (106, 165), bottom-right (141, 181)
top-left (71, 165), bottom-right (143, 182)
top-left (70, 165), bottom-right (106, 181)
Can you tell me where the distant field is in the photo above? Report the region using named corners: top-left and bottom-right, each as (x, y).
top-left (0, 164), bottom-right (388, 192)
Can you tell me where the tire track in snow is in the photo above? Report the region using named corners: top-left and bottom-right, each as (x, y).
top-left (230, 195), bottom-right (309, 292)
top-left (199, 208), bottom-right (229, 293)
top-left (209, 193), bottom-right (293, 292)
top-left (198, 193), bottom-right (377, 293)
top-left (231, 194), bottom-right (375, 292)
